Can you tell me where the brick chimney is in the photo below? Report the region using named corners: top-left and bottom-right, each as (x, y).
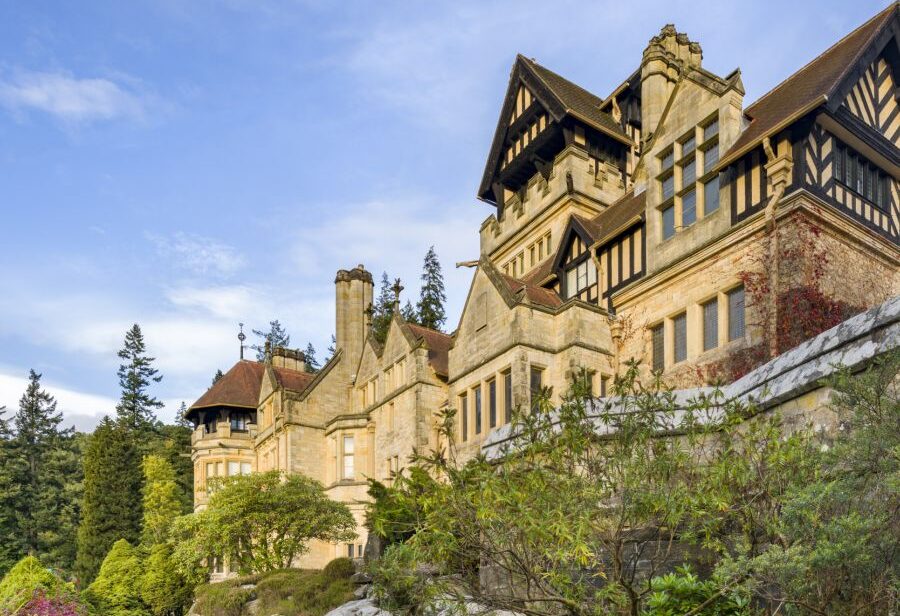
top-left (334, 264), bottom-right (374, 373)
top-left (640, 25), bottom-right (703, 143)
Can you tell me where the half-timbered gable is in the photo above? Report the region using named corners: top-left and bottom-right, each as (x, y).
top-left (843, 53), bottom-right (900, 142)
top-left (553, 217), bottom-right (599, 303)
top-left (588, 191), bottom-right (647, 312)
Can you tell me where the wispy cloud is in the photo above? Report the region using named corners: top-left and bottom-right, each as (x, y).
top-left (148, 232), bottom-right (247, 277)
top-left (0, 69), bottom-right (155, 123)
top-left (0, 369), bottom-right (116, 431)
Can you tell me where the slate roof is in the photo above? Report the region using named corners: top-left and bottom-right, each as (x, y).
top-left (519, 55), bottom-right (629, 141)
top-left (581, 190), bottom-right (647, 246)
top-left (499, 272), bottom-right (564, 308)
top-left (405, 323), bottom-right (452, 378)
top-left (722, 3), bottom-right (897, 165)
top-left (186, 359), bottom-right (314, 417)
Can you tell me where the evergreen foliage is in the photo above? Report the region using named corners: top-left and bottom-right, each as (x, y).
top-left (115, 325), bottom-right (163, 431)
top-left (400, 300), bottom-right (417, 324)
top-left (82, 540), bottom-right (148, 616)
top-left (252, 320), bottom-right (290, 361)
top-left (304, 342), bottom-right (319, 372)
top-left (75, 419), bottom-right (142, 586)
top-left (139, 544), bottom-right (191, 616)
top-left (140, 456), bottom-right (181, 547)
top-left (371, 273), bottom-right (395, 345)
top-left (415, 246), bottom-right (446, 331)
top-left (0, 555), bottom-right (76, 613)
top-left (211, 370), bottom-right (224, 386)
top-left (144, 426), bottom-right (193, 517)
top-left (325, 335), bottom-right (336, 363)
top-left (0, 407), bottom-right (23, 575)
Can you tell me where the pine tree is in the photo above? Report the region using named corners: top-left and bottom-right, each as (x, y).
top-left (323, 334), bottom-right (337, 365)
top-left (146, 424), bottom-right (193, 516)
top-left (9, 371), bottom-right (79, 573)
top-left (75, 417), bottom-right (143, 585)
top-left (252, 320), bottom-right (290, 360)
top-left (401, 299), bottom-right (418, 324)
top-left (416, 246), bottom-right (447, 331)
top-left (371, 272), bottom-right (395, 344)
top-left (175, 401), bottom-right (191, 429)
top-left (115, 324), bottom-right (163, 431)
top-left (304, 343), bottom-right (319, 372)
top-left (0, 406), bottom-right (22, 575)
top-left (211, 369), bottom-right (224, 385)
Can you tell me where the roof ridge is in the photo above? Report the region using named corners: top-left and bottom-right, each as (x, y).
top-left (406, 322), bottom-right (451, 339)
top-left (746, 3), bottom-right (895, 116)
top-left (520, 55), bottom-right (605, 110)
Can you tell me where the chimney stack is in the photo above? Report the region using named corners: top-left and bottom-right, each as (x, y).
top-left (271, 346), bottom-right (307, 372)
top-left (334, 264), bottom-right (374, 371)
top-left (640, 25), bottom-right (703, 144)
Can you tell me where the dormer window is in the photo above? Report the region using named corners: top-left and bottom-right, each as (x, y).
top-left (565, 258), bottom-right (598, 300)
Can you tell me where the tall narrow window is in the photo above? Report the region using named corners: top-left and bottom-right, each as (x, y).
top-left (704, 176), bottom-right (720, 214)
top-left (600, 375), bottom-right (608, 397)
top-left (682, 189), bottom-right (697, 227)
top-left (662, 174), bottom-right (675, 200)
top-left (488, 379), bottom-right (497, 428)
top-left (703, 142), bottom-right (719, 173)
top-left (703, 298), bottom-right (719, 351)
top-left (681, 135), bottom-right (696, 156)
top-left (530, 366), bottom-right (543, 412)
top-left (474, 386), bottom-right (482, 435)
top-left (673, 313), bottom-right (687, 363)
top-left (651, 324), bottom-right (665, 371)
top-left (682, 157), bottom-right (696, 185)
top-left (503, 370), bottom-right (512, 424)
top-left (342, 435), bottom-right (354, 480)
top-left (662, 204), bottom-right (675, 239)
top-left (728, 286), bottom-right (746, 341)
top-left (703, 117), bottom-right (719, 141)
top-left (459, 394), bottom-right (468, 441)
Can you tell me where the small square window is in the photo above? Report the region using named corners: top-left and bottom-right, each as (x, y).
top-left (682, 189), bottom-right (697, 227)
top-left (662, 205), bottom-right (675, 239)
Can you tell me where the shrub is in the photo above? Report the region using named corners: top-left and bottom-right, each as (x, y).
top-left (140, 544), bottom-right (192, 616)
top-left (642, 567), bottom-right (752, 616)
top-left (82, 539), bottom-right (149, 616)
top-left (322, 557), bottom-right (355, 581)
top-left (191, 582), bottom-right (253, 616)
top-left (13, 591), bottom-right (87, 616)
top-left (0, 556), bottom-right (77, 614)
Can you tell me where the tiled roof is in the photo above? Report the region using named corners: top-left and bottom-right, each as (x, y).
top-left (405, 323), bottom-right (452, 378)
top-left (189, 360), bottom-right (265, 412)
top-left (722, 3), bottom-right (897, 165)
top-left (520, 55), bottom-right (629, 141)
top-left (521, 255), bottom-right (556, 285)
top-left (499, 272), bottom-right (564, 308)
top-left (187, 359), bottom-right (315, 417)
top-left (583, 190), bottom-right (647, 246)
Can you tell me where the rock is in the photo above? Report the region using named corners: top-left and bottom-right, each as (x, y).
top-left (354, 583), bottom-right (371, 599)
top-left (324, 598), bottom-right (391, 616)
top-left (351, 571), bottom-right (373, 585)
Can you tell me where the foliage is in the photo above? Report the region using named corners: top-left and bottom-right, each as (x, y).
top-left (139, 544), bottom-right (191, 616)
top-left (190, 580), bottom-right (252, 616)
top-left (0, 556), bottom-right (77, 614)
top-left (140, 456), bottom-right (182, 547)
top-left (0, 407), bottom-right (20, 575)
top-left (211, 370), bottom-right (224, 386)
top-left (82, 540), bottom-right (148, 616)
top-left (144, 425), bottom-right (193, 515)
top-left (10, 591), bottom-right (87, 616)
top-left (171, 471), bottom-right (356, 576)
top-left (366, 467), bottom-right (440, 549)
top-left (252, 319), bottom-right (290, 361)
top-left (254, 562), bottom-right (356, 616)
top-left (371, 272), bottom-right (395, 345)
top-left (115, 324), bottom-right (163, 431)
top-left (642, 567), bottom-right (751, 615)
top-left (304, 342), bottom-right (320, 372)
top-left (75, 418), bottom-right (143, 585)
top-left (415, 246), bottom-right (447, 331)
top-left (370, 543), bottom-right (437, 616)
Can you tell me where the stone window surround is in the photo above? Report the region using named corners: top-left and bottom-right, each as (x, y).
top-left (647, 282), bottom-right (747, 370)
top-left (656, 113), bottom-right (721, 241)
top-left (458, 364), bottom-right (517, 442)
top-left (200, 456), bottom-right (253, 491)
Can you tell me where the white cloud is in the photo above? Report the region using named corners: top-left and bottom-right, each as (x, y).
top-left (0, 70), bottom-right (153, 123)
top-left (148, 232), bottom-right (247, 277)
top-left (0, 370), bottom-right (116, 428)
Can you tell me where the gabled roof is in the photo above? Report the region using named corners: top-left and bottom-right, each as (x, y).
top-left (186, 359), bottom-right (314, 418)
top-left (499, 271), bottom-right (564, 308)
top-left (721, 3), bottom-right (899, 167)
top-left (478, 54), bottom-right (630, 203)
top-left (405, 323), bottom-right (452, 378)
top-left (584, 190), bottom-right (647, 247)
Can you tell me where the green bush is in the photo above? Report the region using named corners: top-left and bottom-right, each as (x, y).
top-left (0, 555), bottom-right (78, 613)
top-left (322, 557), bottom-right (355, 581)
top-left (82, 539), bottom-right (149, 616)
top-left (140, 544), bottom-right (192, 616)
top-left (191, 581), bottom-right (253, 616)
top-left (642, 567), bottom-right (752, 616)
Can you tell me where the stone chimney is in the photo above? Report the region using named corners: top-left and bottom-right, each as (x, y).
top-left (641, 25), bottom-right (703, 143)
top-left (272, 346), bottom-right (307, 372)
top-left (335, 264), bottom-right (374, 373)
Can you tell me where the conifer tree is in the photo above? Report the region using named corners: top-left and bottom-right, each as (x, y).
top-left (75, 417), bottom-right (142, 585)
top-left (401, 299), bottom-right (418, 324)
top-left (304, 342), bottom-right (319, 372)
top-left (115, 324), bottom-right (163, 431)
top-left (9, 371), bottom-right (79, 573)
top-left (252, 320), bottom-right (291, 360)
top-left (416, 246), bottom-right (447, 331)
top-left (0, 406), bottom-right (22, 575)
top-left (327, 335), bottom-right (336, 358)
top-left (141, 455), bottom-right (181, 547)
top-left (211, 369), bottom-right (224, 385)
top-left (371, 272), bottom-right (395, 344)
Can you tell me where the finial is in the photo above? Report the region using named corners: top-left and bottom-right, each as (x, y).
top-left (238, 323), bottom-right (246, 360)
top-left (392, 278), bottom-right (404, 308)
top-left (364, 303), bottom-right (374, 329)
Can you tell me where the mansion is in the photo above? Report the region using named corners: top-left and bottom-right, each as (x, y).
top-left (186, 4), bottom-right (900, 569)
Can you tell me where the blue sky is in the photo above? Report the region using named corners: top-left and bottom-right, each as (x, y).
top-left (0, 0), bottom-right (889, 430)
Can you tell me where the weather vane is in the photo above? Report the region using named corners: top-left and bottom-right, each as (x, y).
top-left (238, 323), bottom-right (247, 360)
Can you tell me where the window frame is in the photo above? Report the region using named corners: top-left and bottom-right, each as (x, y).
top-left (651, 323), bottom-right (665, 372)
top-left (727, 286), bottom-right (746, 342)
top-left (673, 312), bottom-right (687, 364)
